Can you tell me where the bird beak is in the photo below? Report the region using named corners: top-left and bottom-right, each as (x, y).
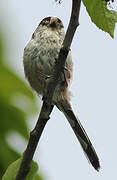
top-left (50, 17), bottom-right (57, 28)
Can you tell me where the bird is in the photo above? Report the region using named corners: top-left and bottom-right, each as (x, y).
top-left (23, 16), bottom-right (100, 171)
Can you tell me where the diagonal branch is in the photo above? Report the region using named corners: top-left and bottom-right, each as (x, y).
top-left (45, 0), bottom-right (81, 102)
top-left (15, 0), bottom-right (81, 179)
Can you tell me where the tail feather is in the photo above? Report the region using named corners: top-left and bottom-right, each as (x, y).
top-left (57, 105), bottom-right (100, 171)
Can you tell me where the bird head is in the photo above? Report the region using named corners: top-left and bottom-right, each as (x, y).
top-left (32, 17), bottom-right (64, 40)
top-left (39, 17), bottom-right (64, 30)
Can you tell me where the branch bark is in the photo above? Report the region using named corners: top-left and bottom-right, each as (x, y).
top-left (15, 0), bottom-right (81, 179)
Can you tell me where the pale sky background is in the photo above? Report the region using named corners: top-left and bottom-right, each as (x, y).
top-left (1, 0), bottom-right (117, 180)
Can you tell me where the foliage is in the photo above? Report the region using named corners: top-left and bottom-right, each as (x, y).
top-left (1, 0), bottom-right (117, 179)
top-left (0, 33), bottom-right (40, 179)
top-left (82, 0), bottom-right (117, 38)
top-left (2, 155), bottom-right (42, 180)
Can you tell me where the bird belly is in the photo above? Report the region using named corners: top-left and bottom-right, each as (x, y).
top-left (23, 39), bottom-right (73, 101)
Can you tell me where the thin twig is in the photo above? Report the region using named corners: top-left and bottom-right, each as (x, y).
top-left (15, 0), bottom-right (81, 179)
top-left (15, 102), bottom-right (54, 180)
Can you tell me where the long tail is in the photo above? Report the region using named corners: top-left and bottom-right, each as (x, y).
top-left (57, 104), bottom-right (100, 171)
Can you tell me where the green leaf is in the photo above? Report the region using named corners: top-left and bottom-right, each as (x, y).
top-left (0, 32), bottom-right (37, 114)
top-left (2, 156), bottom-right (39, 180)
top-left (82, 0), bottom-right (117, 38)
top-left (0, 96), bottom-right (29, 139)
top-left (34, 174), bottom-right (43, 180)
top-left (0, 34), bottom-right (4, 62)
top-left (0, 63), bottom-right (38, 114)
top-left (0, 137), bottom-right (20, 179)
top-left (0, 26), bottom-right (39, 179)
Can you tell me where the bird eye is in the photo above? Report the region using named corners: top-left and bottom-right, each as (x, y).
top-left (39, 17), bottom-right (51, 26)
top-left (57, 18), bottom-right (61, 23)
top-left (42, 20), bottom-right (47, 25)
top-left (57, 18), bottom-right (64, 28)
